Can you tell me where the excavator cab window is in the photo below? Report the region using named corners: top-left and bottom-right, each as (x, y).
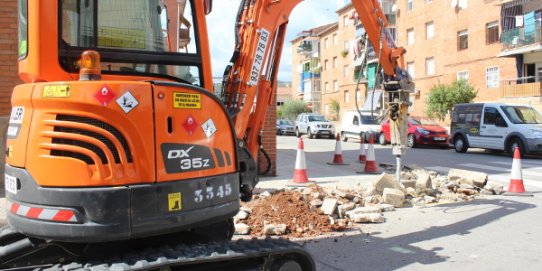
top-left (18, 0), bottom-right (27, 59)
top-left (58, 0), bottom-right (201, 85)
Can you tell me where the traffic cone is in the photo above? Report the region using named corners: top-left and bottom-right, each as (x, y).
top-left (357, 133), bottom-right (380, 174)
top-left (288, 137), bottom-right (314, 186)
top-left (504, 147), bottom-right (533, 196)
top-left (327, 133), bottom-right (349, 166)
top-left (358, 136), bottom-right (366, 163)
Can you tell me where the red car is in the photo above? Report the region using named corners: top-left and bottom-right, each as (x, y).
top-left (379, 117), bottom-right (450, 148)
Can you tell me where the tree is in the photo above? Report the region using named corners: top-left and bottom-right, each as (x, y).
top-left (426, 80), bottom-right (477, 120)
top-left (330, 99), bottom-right (340, 121)
top-left (279, 99), bottom-right (309, 120)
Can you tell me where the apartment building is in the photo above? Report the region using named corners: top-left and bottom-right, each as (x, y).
top-left (498, 0), bottom-right (542, 110)
top-left (396, 0), bottom-right (517, 116)
top-left (291, 23), bottom-right (337, 113)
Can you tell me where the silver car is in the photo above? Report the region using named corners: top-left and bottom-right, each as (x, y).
top-left (295, 113), bottom-right (335, 139)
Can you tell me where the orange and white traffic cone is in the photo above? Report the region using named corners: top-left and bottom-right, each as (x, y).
top-left (358, 133), bottom-right (380, 174)
top-left (327, 133), bottom-right (349, 166)
top-left (288, 137), bottom-right (314, 186)
top-left (504, 147), bottom-right (532, 196)
top-left (358, 136), bottom-right (366, 163)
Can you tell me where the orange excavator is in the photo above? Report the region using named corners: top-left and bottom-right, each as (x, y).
top-left (2, 0), bottom-right (412, 270)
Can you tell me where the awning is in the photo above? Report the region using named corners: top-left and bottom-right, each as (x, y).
top-left (362, 91), bottom-right (382, 111)
top-left (498, 44), bottom-right (542, 57)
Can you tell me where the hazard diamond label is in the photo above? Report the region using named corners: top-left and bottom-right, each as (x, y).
top-left (182, 115), bottom-right (199, 135)
top-left (202, 118), bottom-right (217, 139)
top-left (94, 85), bottom-right (115, 106)
top-left (116, 91), bottom-right (139, 113)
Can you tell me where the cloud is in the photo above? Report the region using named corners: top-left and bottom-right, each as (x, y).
top-left (206, 0), bottom-right (342, 82)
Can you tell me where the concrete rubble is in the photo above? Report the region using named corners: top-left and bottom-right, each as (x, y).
top-left (234, 167), bottom-right (504, 237)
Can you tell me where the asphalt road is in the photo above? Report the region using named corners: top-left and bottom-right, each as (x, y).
top-left (273, 135), bottom-right (542, 191)
top-left (270, 135), bottom-right (542, 271)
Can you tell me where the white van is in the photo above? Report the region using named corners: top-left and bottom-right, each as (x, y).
top-left (451, 103), bottom-right (542, 155)
top-left (339, 110), bottom-right (381, 142)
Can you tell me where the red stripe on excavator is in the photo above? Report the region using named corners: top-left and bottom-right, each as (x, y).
top-left (7, 200), bottom-right (78, 223)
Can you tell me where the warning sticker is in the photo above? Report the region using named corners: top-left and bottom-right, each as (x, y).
top-left (168, 192), bottom-right (182, 212)
top-left (116, 91), bottom-right (139, 113)
top-left (173, 92), bottom-right (201, 109)
top-left (43, 85), bottom-right (70, 98)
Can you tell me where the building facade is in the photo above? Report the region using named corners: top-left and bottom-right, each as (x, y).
top-left (292, 0), bottom-right (542, 121)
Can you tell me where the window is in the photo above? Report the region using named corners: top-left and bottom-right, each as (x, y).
top-left (344, 40), bottom-right (349, 51)
top-left (324, 104), bottom-right (330, 115)
top-left (425, 57), bottom-right (435, 76)
top-left (486, 21), bottom-right (499, 44)
top-left (356, 89), bottom-right (361, 101)
top-left (343, 65), bottom-right (349, 78)
top-left (457, 71), bottom-right (469, 82)
top-left (457, 30), bottom-right (468, 50)
top-left (407, 0), bottom-right (413, 11)
top-left (486, 66), bottom-right (499, 88)
top-left (343, 16), bottom-right (349, 27)
top-left (407, 28), bottom-right (414, 45)
top-left (324, 59), bottom-right (329, 71)
top-left (333, 34), bottom-right (337, 46)
top-left (407, 61), bottom-right (415, 79)
top-left (333, 57), bottom-right (338, 68)
top-left (325, 38), bottom-right (329, 49)
top-left (325, 82), bottom-right (329, 93)
top-left (344, 90), bottom-right (350, 103)
top-left (425, 21), bottom-right (434, 39)
top-left (333, 80), bottom-right (338, 92)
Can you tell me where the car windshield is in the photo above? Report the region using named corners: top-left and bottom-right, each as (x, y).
top-left (501, 106), bottom-right (542, 124)
top-left (279, 120), bottom-right (293, 125)
top-left (361, 115), bottom-right (379, 124)
top-left (308, 115), bottom-right (327, 122)
top-left (409, 117), bottom-right (437, 126)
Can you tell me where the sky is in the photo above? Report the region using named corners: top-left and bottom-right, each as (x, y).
top-left (206, 0), bottom-right (346, 82)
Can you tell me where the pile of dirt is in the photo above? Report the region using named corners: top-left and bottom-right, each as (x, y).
top-left (241, 190), bottom-right (346, 238)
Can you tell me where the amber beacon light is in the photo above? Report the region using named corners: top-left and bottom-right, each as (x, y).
top-left (79, 50), bottom-right (102, 81)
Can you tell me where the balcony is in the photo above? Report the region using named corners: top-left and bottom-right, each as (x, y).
top-left (501, 77), bottom-right (542, 98)
top-left (500, 25), bottom-right (542, 51)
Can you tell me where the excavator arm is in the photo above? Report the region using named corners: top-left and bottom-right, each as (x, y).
top-left (222, 0), bottom-right (413, 164)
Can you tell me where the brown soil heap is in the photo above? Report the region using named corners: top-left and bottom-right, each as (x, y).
top-left (243, 190), bottom-right (345, 238)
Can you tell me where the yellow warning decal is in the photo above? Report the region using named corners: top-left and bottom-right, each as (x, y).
top-left (168, 192), bottom-right (182, 212)
top-left (43, 85), bottom-right (70, 98)
top-left (173, 92), bottom-right (201, 109)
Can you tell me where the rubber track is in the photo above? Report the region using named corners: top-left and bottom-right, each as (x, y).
top-left (31, 238), bottom-right (315, 271)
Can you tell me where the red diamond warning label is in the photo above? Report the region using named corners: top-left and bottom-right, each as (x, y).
top-left (182, 115), bottom-right (199, 135)
top-left (94, 85), bottom-right (116, 106)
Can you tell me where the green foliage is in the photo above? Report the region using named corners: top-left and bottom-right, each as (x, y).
top-left (426, 80), bottom-right (477, 120)
top-left (279, 99), bottom-right (309, 120)
top-left (330, 99), bottom-right (340, 121)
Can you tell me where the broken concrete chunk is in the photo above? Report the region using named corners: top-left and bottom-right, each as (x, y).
top-left (310, 198), bottom-right (323, 207)
top-left (345, 206), bottom-right (381, 217)
top-left (373, 173), bottom-right (404, 194)
top-left (263, 224), bottom-right (287, 235)
top-left (448, 168), bottom-right (488, 188)
top-left (383, 188), bottom-right (405, 208)
top-left (321, 198), bottom-right (338, 215)
top-left (235, 210), bottom-right (250, 220)
top-left (234, 223), bottom-right (250, 235)
top-left (378, 203), bottom-right (395, 212)
top-left (350, 213), bottom-right (385, 223)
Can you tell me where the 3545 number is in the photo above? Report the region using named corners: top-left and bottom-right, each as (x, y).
top-left (193, 183), bottom-right (232, 203)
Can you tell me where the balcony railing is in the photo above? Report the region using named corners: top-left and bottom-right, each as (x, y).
top-left (501, 76), bottom-right (542, 98)
top-left (500, 25), bottom-right (542, 50)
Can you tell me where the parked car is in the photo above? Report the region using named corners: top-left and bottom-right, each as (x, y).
top-left (451, 102), bottom-right (542, 155)
top-left (276, 119), bottom-right (295, 135)
top-left (295, 113), bottom-right (335, 139)
top-left (339, 110), bottom-right (381, 142)
top-left (380, 116), bottom-right (449, 148)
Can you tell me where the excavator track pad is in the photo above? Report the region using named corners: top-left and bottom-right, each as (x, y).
top-left (0, 226), bottom-right (315, 271)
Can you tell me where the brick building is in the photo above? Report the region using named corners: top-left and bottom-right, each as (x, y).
top-left (292, 0), bottom-right (542, 122)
